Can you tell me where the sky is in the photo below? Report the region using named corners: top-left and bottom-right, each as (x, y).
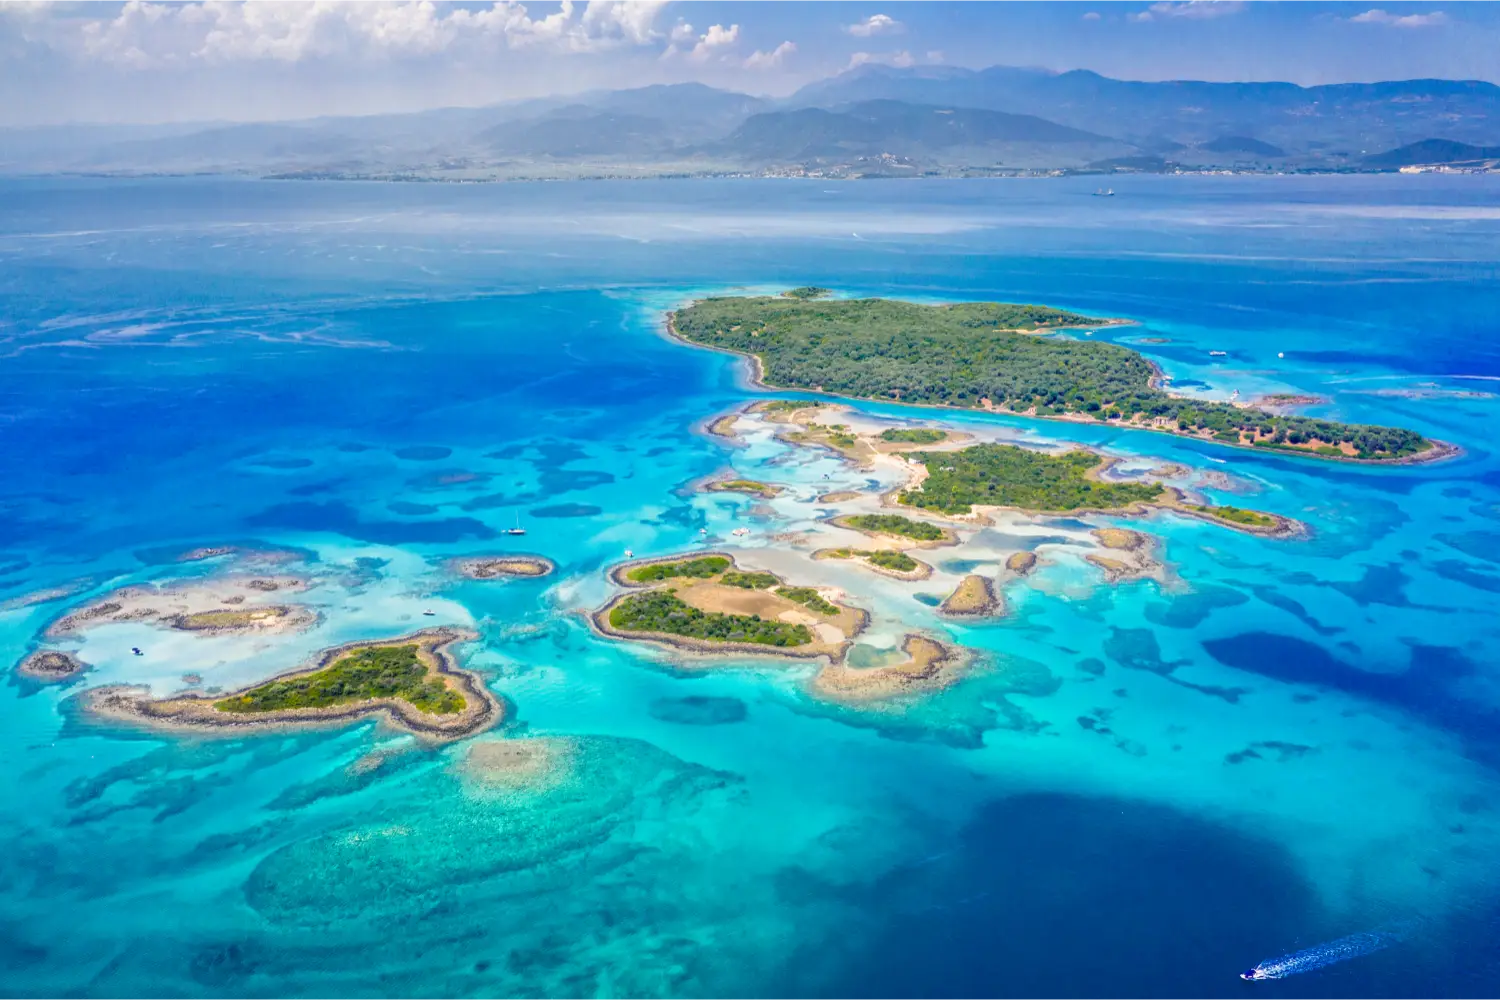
top-left (2, 1), bottom-right (1496, 126)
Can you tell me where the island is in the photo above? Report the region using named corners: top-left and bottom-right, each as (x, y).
top-left (1087, 528), bottom-right (1165, 583)
top-left (704, 478), bottom-right (783, 499)
top-left (879, 427), bottom-right (949, 445)
top-left (668, 294), bottom-right (1450, 463)
top-left (831, 512), bottom-right (957, 545)
top-left (1006, 551), bottom-right (1039, 576)
top-left (814, 547), bottom-right (933, 580)
top-left (596, 553), bottom-right (864, 660)
top-left (17, 650), bottom-right (89, 683)
top-left (940, 575), bottom-right (1001, 616)
top-left (83, 628), bottom-right (499, 741)
top-left (895, 442), bottom-right (1302, 536)
top-left (452, 556), bottom-right (556, 579)
top-left (595, 552), bottom-right (973, 703)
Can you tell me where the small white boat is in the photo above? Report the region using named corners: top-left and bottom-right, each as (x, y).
top-left (1208, 350), bottom-right (1228, 357)
top-left (504, 513), bottom-right (526, 536)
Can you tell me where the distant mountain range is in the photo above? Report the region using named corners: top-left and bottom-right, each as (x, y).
top-left (4, 66), bottom-right (1499, 179)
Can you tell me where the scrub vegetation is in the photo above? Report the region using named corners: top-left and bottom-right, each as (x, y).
top-left (672, 296), bottom-right (1430, 460)
top-left (216, 644), bottom-right (464, 716)
top-left (901, 444), bottom-right (1162, 514)
top-left (608, 590), bottom-right (813, 646)
top-left (626, 556), bottom-right (732, 583)
top-left (841, 513), bottom-right (948, 541)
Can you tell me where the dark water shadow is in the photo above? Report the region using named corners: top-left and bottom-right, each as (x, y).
top-left (773, 790), bottom-right (1325, 998)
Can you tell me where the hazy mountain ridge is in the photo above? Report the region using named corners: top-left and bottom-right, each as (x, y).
top-left (4, 67), bottom-right (1498, 178)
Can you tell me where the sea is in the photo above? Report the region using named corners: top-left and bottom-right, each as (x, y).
top-left (1, 175), bottom-right (1499, 998)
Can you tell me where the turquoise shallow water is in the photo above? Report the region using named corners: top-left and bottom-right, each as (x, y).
top-left (2, 176), bottom-right (1500, 997)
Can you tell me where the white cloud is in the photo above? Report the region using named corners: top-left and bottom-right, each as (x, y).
top-left (1082, 11), bottom-right (1102, 21)
top-left (687, 22), bottom-right (738, 62)
top-left (1131, 1), bottom-right (1244, 22)
top-left (37, 0), bottom-right (675, 67)
top-left (0, 0), bottom-right (63, 13)
top-left (579, 0), bottom-right (666, 45)
top-left (1349, 9), bottom-right (1450, 27)
top-left (743, 40), bottom-right (794, 71)
top-left (845, 14), bottom-right (902, 37)
top-left (660, 19), bottom-right (742, 62)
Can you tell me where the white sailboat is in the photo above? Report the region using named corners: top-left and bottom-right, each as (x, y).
top-left (505, 513), bottom-right (526, 536)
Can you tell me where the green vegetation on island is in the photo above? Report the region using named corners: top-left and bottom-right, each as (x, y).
top-left (1186, 504), bottom-right (1277, 528)
top-left (626, 556), bottom-right (732, 583)
top-left (721, 570), bottom-right (779, 590)
top-left (782, 286), bottom-right (832, 300)
top-left (709, 478), bottom-right (781, 498)
top-left (799, 423), bottom-right (857, 448)
top-left (902, 444), bottom-right (1162, 514)
top-left (840, 513), bottom-right (948, 541)
top-left (879, 427), bottom-right (948, 444)
top-left (215, 643), bottom-right (464, 716)
top-left (776, 586), bottom-right (840, 615)
top-left (672, 296), bottom-right (1430, 460)
top-left (608, 590), bottom-right (813, 647)
top-left (755, 399), bottom-right (812, 413)
top-left (865, 549), bottom-right (920, 572)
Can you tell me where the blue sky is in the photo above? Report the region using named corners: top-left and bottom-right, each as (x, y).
top-left (2, 1), bottom-right (1493, 126)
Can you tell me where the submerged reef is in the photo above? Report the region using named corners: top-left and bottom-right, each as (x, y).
top-left (243, 735), bottom-right (734, 931)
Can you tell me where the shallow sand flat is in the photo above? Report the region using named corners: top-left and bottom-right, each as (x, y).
top-left (46, 575), bottom-right (317, 639)
top-left (811, 548), bottom-right (935, 581)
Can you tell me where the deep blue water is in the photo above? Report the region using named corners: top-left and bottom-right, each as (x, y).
top-left (2, 175), bottom-right (1500, 997)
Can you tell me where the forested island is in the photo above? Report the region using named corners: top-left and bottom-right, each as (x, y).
top-left (669, 295), bottom-right (1443, 462)
top-left (902, 443), bottom-right (1162, 514)
top-left (83, 628), bottom-right (499, 741)
top-left (897, 441), bottom-right (1298, 534)
top-left (596, 553), bottom-right (864, 661)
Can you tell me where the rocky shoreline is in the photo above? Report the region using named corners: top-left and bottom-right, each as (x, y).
top-left (452, 555), bottom-right (556, 579)
top-left (939, 575), bottom-right (1001, 616)
top-left (17, 649), bottom-right (90, 683)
